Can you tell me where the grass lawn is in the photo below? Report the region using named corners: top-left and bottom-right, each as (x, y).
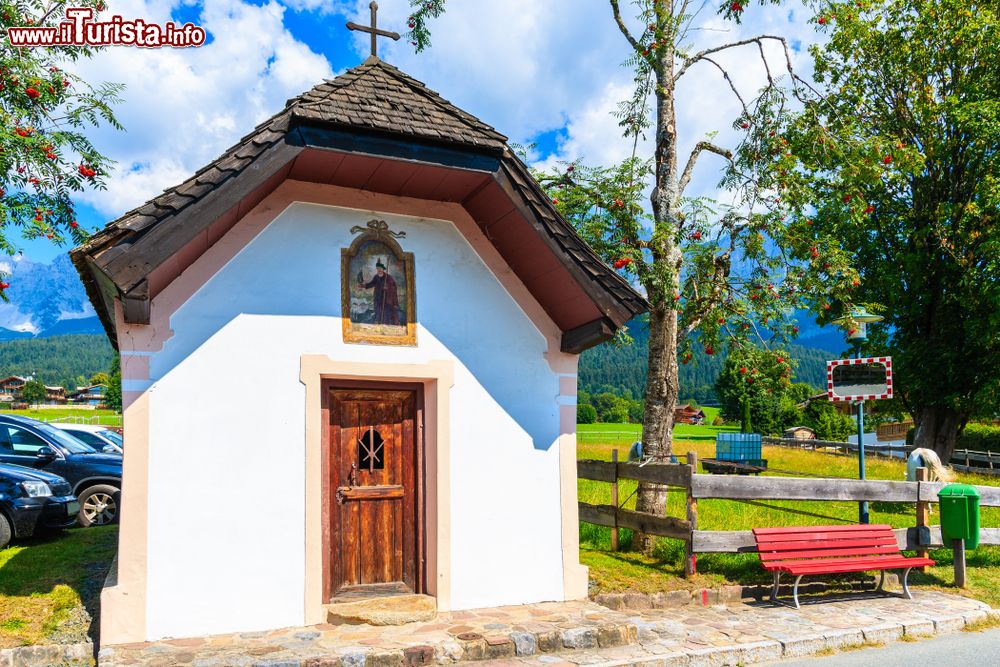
top-left (0, 408), bottom-right (121, 426)
top-left (577, 407), bottom-right (737, 445)
top-left (0, 525), bottom-right (117, 648)
top-left (579, 439), bottom-right (1000, 607)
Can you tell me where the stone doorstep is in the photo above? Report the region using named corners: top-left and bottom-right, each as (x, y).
top-left (326, 595), bottom-right (437, 626)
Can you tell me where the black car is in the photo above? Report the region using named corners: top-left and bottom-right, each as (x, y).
top-left (0, 463), bottom-right (79, 549)
top-left (0, 415), bottom-right (123, 526)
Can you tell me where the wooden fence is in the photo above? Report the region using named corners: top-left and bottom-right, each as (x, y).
top-left (578, 453), bottom-right (1000, 579)
top-left (761, 436), bottom-right (1000, 476)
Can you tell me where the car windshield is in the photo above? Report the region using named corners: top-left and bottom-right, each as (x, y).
top-left (100, 430), bottom-right (123, 447)
top-left (33, 422), bottom-right (98, 454)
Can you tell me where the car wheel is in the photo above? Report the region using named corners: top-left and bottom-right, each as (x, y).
top-left (78, 485), bottom-right (121, 527)
top-left (0, 513), bottom-right (11, 549)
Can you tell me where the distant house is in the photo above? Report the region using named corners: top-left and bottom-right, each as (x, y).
top-left (45, 386), bottom-right (67, 404)
top-left (783, 426), bottom-right (816, 440)
top-left (876, 420), bottom-right (912, 442)
top-left (674, 404), bottom-right (706, 425)
top-left (800, 391), bottom-right (854, 417)
top-left (0, 376), bottom-right (27, 402)
top-left (68, 384), bottom-right (107, 407)
top-left (0, 376), bottom-right (66, 404)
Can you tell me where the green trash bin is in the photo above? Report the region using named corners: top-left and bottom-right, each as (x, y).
top-left (939, 484), bottom-right (981, 549)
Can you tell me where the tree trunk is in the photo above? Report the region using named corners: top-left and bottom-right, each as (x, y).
top-left (633, 46), bottom-right (682, 554)
top-left (742, 400), bottom-right (752, 434)
top-left (635, 304), bottom-right (680, 553)
top-left (913, 405), bottom-right (967, 463)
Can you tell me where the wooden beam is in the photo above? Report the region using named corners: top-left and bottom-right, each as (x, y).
top-left (291, 124), bottom-right (502, 173)
top-left (577, 459), bottom-right (693, 487)
top-left (691, 474), bottom-right (920, 502)
top-left (561, 318), bottom-right (615, 354)
top-left (691, 530), bottom-right (757, 553)
top-left (121, 279), bottom-right (150, 325)
top-left (685, 451), bottom-right (698, 577)
top-left (918, 481), bottom-right (1000, 507)
top-left (578, 459), bottom-right (617, 483)
top-left (578, 502), bottom-right (691, 540)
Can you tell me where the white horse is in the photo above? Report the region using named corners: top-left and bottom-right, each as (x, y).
top-left (906, 447), bottom-right (955, 482)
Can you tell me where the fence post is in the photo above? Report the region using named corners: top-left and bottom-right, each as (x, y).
top-left (685, 450), bottom-right (698, 578)
top-left (954, 538), bottom-right (967, 588)
top-left (611, 449), bottom-right (619, 552)
top-left (915, 467), bottom-right (930, 572)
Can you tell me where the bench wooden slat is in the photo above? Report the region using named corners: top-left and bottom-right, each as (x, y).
top-left (763, 555), bottom-right (923, 568)
top-left (753, 524), bottom-right (894, 535)
top-left (769, 557), bottom-right (934, 576)
top-left (754, 529), bottom-right (896, 543)
top-left (760, 545), bottom-right (902, 561)
top-left (757, 537), bottom-right (898, 552)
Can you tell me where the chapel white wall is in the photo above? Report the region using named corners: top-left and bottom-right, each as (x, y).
top-left (138, 202), bottom-right (571, 640)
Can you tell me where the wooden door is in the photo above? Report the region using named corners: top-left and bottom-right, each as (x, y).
top-left (329, 389), bottom-right (418, 597)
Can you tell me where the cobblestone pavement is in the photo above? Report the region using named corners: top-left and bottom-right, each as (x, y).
top-left (99, 591), bottom-right (997, 667)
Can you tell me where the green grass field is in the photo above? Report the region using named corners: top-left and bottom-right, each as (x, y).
top-left (578, 437), bottom-right (1000, 606)
top-left (0, 526), bottom-right (116, 647)
top-left (0, 407), bottom-right (121, 426)
top-left (577, 407), bottom-right (738, 445)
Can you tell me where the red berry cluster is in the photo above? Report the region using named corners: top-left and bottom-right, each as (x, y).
top-left (78, 164), bottom-right (97, 178)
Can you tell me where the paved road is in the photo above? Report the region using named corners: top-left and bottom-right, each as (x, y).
top-left (766, 628), bottom-right (1000, 666)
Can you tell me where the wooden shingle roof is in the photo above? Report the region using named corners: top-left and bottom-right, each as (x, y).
top-left (72, 56), bottom-right (646, 350)
top-left (294, 57), bottom-right (507, 150)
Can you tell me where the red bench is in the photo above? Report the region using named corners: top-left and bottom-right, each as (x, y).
top-left (752, 524), bottom-right (935, 608)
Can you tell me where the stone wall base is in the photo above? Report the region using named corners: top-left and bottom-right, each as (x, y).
top-left (593, 574), bottom-right (900, 610)
top-left (0, 642), bottom-right (93, 667)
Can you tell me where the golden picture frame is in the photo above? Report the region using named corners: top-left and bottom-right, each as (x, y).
top-left (341, 220), bottom-right (417, 346)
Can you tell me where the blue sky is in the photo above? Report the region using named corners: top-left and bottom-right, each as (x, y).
top-left (23, 0), bottom-right (822, 264)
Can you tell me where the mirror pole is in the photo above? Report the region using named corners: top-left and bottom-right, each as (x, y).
top-left (855, 342), bottom-right (870, 524)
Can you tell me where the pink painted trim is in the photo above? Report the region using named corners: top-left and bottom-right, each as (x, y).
top-left (121, 354), bottom-right (150, 382)
top-left (560, 404), bottom-right (576, 434)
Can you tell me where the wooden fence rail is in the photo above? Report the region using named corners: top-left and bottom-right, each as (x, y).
top-left (762, 436), bottom-right (1000, 475)
top-left (578, 453), bottom-right (1000, 581)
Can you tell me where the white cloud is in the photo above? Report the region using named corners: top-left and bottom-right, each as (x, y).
top-left (69, 0), bottom-right (333, 215)
top-left (64, 0), bottom-right (823, 223)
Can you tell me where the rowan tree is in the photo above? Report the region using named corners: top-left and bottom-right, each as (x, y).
top-left (409, 1), bottom-right (858, 551)
top-left (715, 345), bottom-right (793, 434)
top-left (779, 0), bottom-right (1000, 460)
top-left (0, 0), bottom-right (122, 295)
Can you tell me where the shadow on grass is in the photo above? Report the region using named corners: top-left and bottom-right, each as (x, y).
top-left (0, 525), bottom-right (117, 646)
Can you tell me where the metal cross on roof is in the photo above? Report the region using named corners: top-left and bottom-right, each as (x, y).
top-left (346, 1), bottom-right (400, 58)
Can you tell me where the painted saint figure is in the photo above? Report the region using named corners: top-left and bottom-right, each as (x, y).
top-left (357, 258), bottom-right (401, 325)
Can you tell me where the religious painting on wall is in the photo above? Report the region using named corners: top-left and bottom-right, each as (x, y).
top-left (341, 219), bottom-right (417, 345)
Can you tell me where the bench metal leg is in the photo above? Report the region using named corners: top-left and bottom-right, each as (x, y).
top-left (771, 571), bottom-right (782, 603)
top-left (876, 570), bottom-right (886, 592)
top-left (792, 575), bottom-right (803, 609)
top-left (900, 567), bottom-right (914, 600)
